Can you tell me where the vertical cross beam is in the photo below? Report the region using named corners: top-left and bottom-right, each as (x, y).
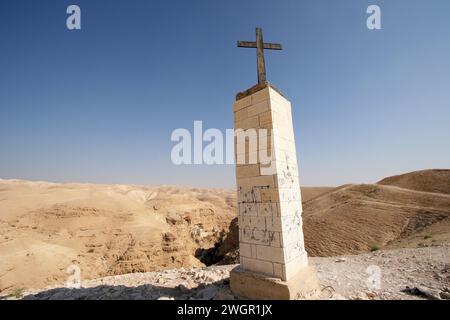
top-left (256, 27), bottom-right (266, 84)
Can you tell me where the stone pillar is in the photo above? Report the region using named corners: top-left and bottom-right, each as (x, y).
top-left (230, 82), bottom-right (318, 300)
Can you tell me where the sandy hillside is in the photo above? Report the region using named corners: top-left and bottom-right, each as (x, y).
top-left (300, 187), bottom-right (335, 202)
top-left (303, 183), bottom-right (450, 256)
top-left (378, 169), bottom-right (450, 195)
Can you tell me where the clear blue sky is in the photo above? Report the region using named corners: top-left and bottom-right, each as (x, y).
top-left (1, 0), bottom-right (449, 188)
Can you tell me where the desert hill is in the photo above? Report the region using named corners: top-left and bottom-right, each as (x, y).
top-left (0, 180), bottom-right (237, 293)
top-left (378, 169), bottom-right (450, 195)
top-left (303, 183), bottom-right (450, 256)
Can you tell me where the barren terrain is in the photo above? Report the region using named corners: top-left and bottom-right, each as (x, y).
top-left (0, 179), bottom-right (332, 294)
top-left (0, 180), bottom-right (237, 293)
top-left (8, 246), bottom-right (450, 300)
top-left (378, 169), bottom-right (450, 195)
top-left (1, 169), bottom-right (449, 298)
top-left (303, 182), bottom-right (450, 256)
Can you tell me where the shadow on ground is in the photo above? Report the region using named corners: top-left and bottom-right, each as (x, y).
top-left (16, 279), bottom-right (233, 300)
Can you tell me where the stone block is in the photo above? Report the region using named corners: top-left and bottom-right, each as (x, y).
top-left (248, 175), bottom-right (277, 188)
top-left (277, 200), bottom-right (302, 216)
top-left (256, 245), bottom-right (285, 263)
top-left (240, 228), bottom-right (281, 247)
top-left (283, 252), bottom-right (308, 281)
top-left (278, 188), bottom-right (302, 202)
top-left (234, 116), bottom-right (260, 130)
top-left (235, 150), bottom-right (259, 166)
top-left (256, 202), bottom-right (278, 216)
top-left (276, 174), bottom-right (300, 189)
top-left (258, 111), bottom-right (272, 127)
top-left (236, 164), bottom-right (261, 179)
top-left (241, 257), bottom-right (274, 276)
top-left (234, 108), bottom-right (248, 122)
top-left (251, 87), bottom-right (270, 104)
top-left (238, 203), bottom-right (257, 215)
top-left (283, 239), bottom-right (307, 263)
top-left (273, 263), bottom-right (284, 279)
top-left (230, 266), bottom-right (319, 300)
top-left (234, 133), bottom-right (274, 156)
top-left (279, 224), bottom-right (304, 248)
top-left (239, 243), bottom-right (252, 258)
top-left (265, 215), bottom-right (282, 232)
top-left (257, 187), bottom-right (281, 203)
top-left (233, 95), bottom-right (252, 112)
top-left (248, 100), bottom-right (270, 118)
top-left (237, 177), bottom-right (276, 194)
top-left (239, 215), bottom-right (266, 230)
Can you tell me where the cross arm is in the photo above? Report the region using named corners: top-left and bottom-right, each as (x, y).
top-left (237, 41), bottom-right (283, 50)
top-left (263, 43), bottom-right (282, 50)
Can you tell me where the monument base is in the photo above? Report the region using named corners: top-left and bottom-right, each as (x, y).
top-left (230, 266), bottom-right (319, 300)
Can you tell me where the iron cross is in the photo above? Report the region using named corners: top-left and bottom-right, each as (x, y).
top-left (237, 27), bottom-right (283, 84)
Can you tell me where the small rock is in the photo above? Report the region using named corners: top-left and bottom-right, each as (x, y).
top-left (203, 273), bottom-right (221, 283)
top-left (162, 232), bottom-right (176, 242)
top-left (402, 286), bottom-right (441, 300)
top-left (177, 284), bottom-right (190, 294)
top-left (335, 258), bottom-right (346, 263)
top-left (439, 292), bottom-right (450, 300)
top-left (197, 283), bottom-right (206, 289)
top-left (213, 292), bottom-right (235, 300)
top-left (197, 286), bottom-right (218, 300)
top-left (365, 291), bottom-right (377, 299)
top-left (157, 296), bottom-right (174, 300)
top-left (166, 212), bottom-right (183, 225)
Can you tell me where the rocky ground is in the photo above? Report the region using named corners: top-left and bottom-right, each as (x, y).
top-left (312, 245), bottom-right (450, 300)
top-left (4, 245), bottom-right (448, 300)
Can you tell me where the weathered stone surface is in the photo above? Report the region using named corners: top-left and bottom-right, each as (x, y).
top-left (235, 81), bottom-right (286, 102)
top-left (230, 266), bottom-right (318, 300)
top-left (231, 85), bottom-right (317, 299)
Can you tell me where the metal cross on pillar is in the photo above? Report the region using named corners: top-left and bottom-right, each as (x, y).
top-left (237, 27), bottom-right (283, 84)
